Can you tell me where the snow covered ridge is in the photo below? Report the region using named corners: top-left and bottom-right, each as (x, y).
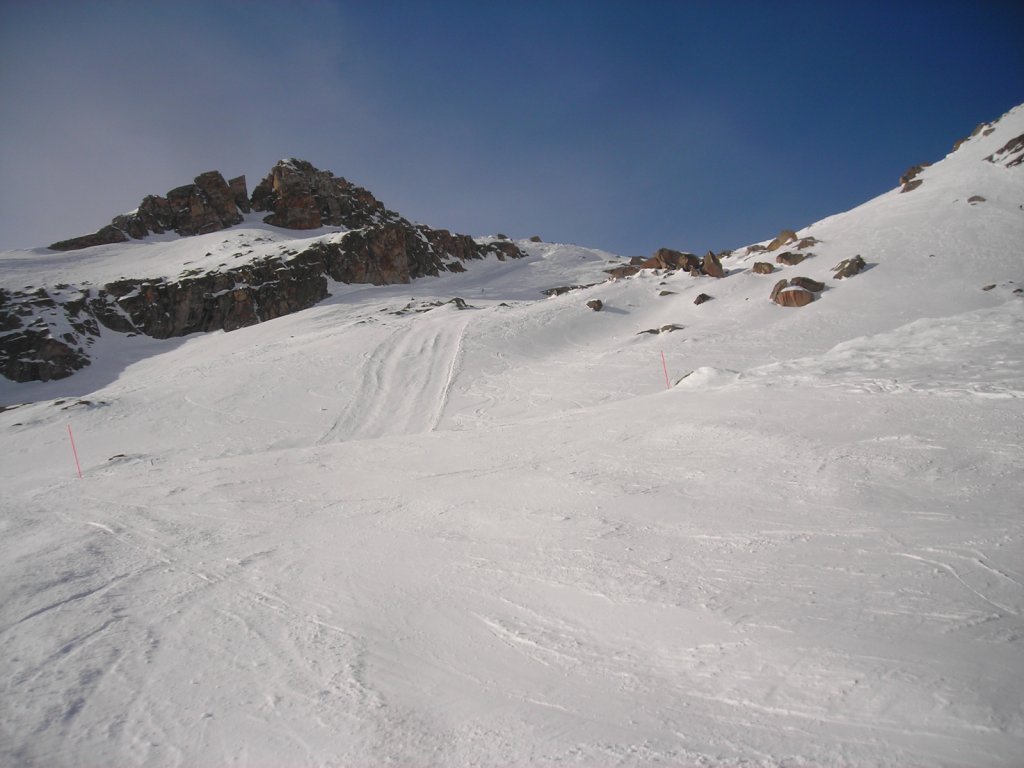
top-left (2, 103), bottom-right (1023, 385)
top-left (0, 160), bottom-right (525, 382)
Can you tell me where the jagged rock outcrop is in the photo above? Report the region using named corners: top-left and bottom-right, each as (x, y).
top-left (251, 159), bottom-right (396, 230)
top-left (0, 287), bottom-right (96, 381)
top-left (50, 171), bottom-right (245, 251)
top-left (7, 159), bottom-right (529, 382)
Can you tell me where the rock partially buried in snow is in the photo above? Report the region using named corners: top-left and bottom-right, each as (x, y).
top-left (767, 229), bottom-right (799, 251)
top-left (773, 286), bottom-right (815, 307)
top-left (644, 248), bottom-right (701, 272)
top-left (899, 162), bottom-right (931, 192)
top-left (751, 262), bottom-right (775, 274)
top-left (586, 299), bottom-right (604, 311)
top-left (833, 255), bottom-right (867, 279)
top-left (789, 276), bottom-right (825, 292)
top-left (637, 324), bottom-right (684, 335)
top-left (775, 251), bottom-right (809, 266)
top-left (694, 293), bottom-right (713, 305)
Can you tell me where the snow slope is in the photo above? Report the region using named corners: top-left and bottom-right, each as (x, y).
top-left (1, 106), bottom-right (1022, 767)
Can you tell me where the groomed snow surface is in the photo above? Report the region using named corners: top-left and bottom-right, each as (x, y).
top-left (2, 107), bottom-right (1023, 766)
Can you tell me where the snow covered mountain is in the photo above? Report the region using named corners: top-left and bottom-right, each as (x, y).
top-left (0, 105), bottom-right (1022, 767)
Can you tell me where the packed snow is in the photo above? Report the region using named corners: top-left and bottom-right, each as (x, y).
top-left (1, 106), bottom-right (1023, 766)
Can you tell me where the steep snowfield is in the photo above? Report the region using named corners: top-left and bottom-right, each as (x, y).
top-left (1, 107), bottom-right (1022, 766)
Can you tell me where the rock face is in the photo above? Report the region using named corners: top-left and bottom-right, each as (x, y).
top-left (250, 159), bottom-right (394, 230)
top-left (51, 171), bottom-right (245, 251)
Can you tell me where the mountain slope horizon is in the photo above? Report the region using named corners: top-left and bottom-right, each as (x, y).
top-left (0, 103), bottom-right (1022, 767)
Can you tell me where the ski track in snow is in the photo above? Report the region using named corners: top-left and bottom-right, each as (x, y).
top-left (317, 310), bottom-right (470, 444)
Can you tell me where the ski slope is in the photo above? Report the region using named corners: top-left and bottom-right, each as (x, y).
top-left (1, 106), bottom-right (1023, 767)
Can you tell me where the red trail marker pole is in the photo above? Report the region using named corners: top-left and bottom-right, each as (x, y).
top-left (661, 351), bottom-right (671, 390)
top-left (67, 424), bottom-right (83, 479)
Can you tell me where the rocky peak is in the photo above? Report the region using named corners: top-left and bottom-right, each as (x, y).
top-left (50, 171), bottom-right (245, 251)
top-left (250, 158), bottom-right (399, 230)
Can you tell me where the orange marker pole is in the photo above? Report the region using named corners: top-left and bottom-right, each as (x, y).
top-left (68, 424), bottom-right (83, 479)
top-left (661, 351), bottom-right (671, 390)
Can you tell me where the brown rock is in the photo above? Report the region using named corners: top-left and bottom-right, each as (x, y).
top-left (587, 299), bottom-right (603, 311)
top-left (694, 293), bottom-right (713, 305)
top-left (746, 243), bottom-right (768, 253)
top-left (643, 248), bottom-right (701, 272)
top-left (832, 255), bottom-right (867, 279)
top-left (529, 235), bottom-right (542, 242)
top-left (769, 279), bottom-right (788, 302)
top-left (50, 170), bottom-right (244, 250)
top-left (985, 132), bottom-right (1024, 167)
top-left (773, 287), bottom-right (814, 307)
top-left (796, 237), bottom-right (820, 249)
top-left (605, 265), bottom-right (641, 279)
top-left (968, 195), bottom-right (987, 204)
top-left (901, 179), bottom-right (924, 193)
top-left (229, 175), bottom-right (251, 213)
top-left (767, 229), bottom-right (798, 251)
top-left (789, 276), bottom-right (825, 292)
top-left (702, 250), bottom-right (724, 278)
top-left (775, 251), bottom-right (808, 266)
top-left (49, 225), bottom-right (130, 251)
top-left (899, 163), bottom-right (931, 188)
top-left (751, 262), bottom-right (775, 274)
top-left (251, 158), bottom-right (395, 230)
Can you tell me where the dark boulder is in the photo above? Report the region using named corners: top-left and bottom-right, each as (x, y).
top-left (832, 255), bottom-right (867, 279)
top-left (789, 276), bottom-right (825, 292)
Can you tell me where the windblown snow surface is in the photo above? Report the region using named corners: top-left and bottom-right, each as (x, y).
top-left (2, 107), bottom-right (1023, 767)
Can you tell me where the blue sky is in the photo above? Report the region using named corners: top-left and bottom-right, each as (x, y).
top-left (1, 0), bottom-right (1022, 256)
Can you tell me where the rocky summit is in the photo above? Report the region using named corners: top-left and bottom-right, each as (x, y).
top-left (1, 160), bottom-right (525, 382)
